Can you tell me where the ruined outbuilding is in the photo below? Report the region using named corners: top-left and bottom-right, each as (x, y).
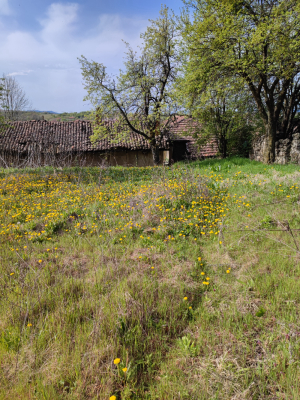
top-left (0, 118), bottom-right (219, 168)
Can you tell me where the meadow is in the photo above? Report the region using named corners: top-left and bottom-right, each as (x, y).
top-left (0, 157), bottom-right (300, 399)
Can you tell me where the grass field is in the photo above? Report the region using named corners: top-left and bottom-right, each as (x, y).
top-left (1, 157), bottom-right (300, 399)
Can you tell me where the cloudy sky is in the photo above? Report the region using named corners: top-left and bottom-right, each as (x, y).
top-left (0, 0), bottom-right (182, 113)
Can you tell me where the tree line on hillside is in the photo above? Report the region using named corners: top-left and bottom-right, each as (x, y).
top-left (0, 75), bottom-right (93, 124)
top-left (79, 0), bottom-right (300, 164)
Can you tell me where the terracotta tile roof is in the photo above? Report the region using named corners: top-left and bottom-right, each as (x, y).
top-left (168, 115), bottom-right (219, 159)
top-left (0, 117), bottom-right (219, 159)
top-left (0, 120), bottom-right (171, 153)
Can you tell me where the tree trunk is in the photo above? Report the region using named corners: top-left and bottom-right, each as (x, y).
top-left (263, 119), bottom-right (276, 163)
top-left (220, 132), bottom-right (227, 158)
top-left (150, 140), bottom-right (160, 166)
top-left (222, 139), bottom-right (227, 159)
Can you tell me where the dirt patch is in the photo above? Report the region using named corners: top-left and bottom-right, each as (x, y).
top-left (61, 254), bottom-right (89, 278)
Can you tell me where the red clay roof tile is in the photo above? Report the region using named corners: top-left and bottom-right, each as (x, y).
top-left (0, 120), bottom-right (170, 153)
top-left (0, 117), bottom-right (219, 159)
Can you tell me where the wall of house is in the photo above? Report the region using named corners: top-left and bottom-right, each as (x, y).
top-left (250, 133), bottom-right (300, 164)
top-left (0, 149), bottom-right (169, 168)
top-left (83, 150), bottom-right (168, 167)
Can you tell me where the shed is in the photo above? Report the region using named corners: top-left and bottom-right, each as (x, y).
top-left (0, 120), bottom-right (193, 168)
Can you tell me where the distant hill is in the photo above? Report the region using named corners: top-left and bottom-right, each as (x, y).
top-left (0, 110), bottom-right (93, 122)
top-left (31, 110), bottom-right (58, 114)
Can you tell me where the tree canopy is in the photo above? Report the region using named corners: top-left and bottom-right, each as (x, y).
top-left (79, 6), bottom-right (180, 165)
top-left (180, 0), bottom-right (300, 163)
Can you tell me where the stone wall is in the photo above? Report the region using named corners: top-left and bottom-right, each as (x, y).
top-left (250, 133), bottom-right (300, 164)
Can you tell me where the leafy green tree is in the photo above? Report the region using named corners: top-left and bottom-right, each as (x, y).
top-left (78, 6), bottom-right (180, 165)
top-left (178, 76), bottom-right (259, 158)
top-left (277, 76), bottom-right (300, 140)
top-left (180, 0), bottom-right (300, 163)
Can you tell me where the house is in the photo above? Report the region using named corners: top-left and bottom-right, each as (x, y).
top-left (168, 115), bottom-right (219, 160)
top-left (0, 118), bottom-right (218, 168)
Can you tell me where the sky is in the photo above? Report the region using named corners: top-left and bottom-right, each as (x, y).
top-left (0, 0), bottom-right (183, 113)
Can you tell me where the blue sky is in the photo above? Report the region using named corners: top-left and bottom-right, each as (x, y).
top-left (0, 0), bottom-right (183, 113)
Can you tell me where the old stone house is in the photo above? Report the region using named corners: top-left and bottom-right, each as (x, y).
top-left (169, 115), bottom-right (218, 159)
top-left (0, 118), bottom-right (219, 168)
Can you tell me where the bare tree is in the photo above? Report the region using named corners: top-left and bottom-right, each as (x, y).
top-left (0, 75), bottom-right (31, 121)
top-left (0, 77), bottom-right (12, 133)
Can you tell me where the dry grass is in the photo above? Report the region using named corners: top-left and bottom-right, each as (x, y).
top-left (1, 158), bottom-right (300, 399)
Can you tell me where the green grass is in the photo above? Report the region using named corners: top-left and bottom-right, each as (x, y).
top-left (1, 157), bottom-right (300, 399)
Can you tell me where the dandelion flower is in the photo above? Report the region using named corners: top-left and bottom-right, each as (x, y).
top-left (27, 323), bottom-right (32, 327)
top-left (226, 270), bottom-right (230, 273)
top-left (114, 358), bottom-right (121, 365)
top-left (122, 367), bottom-right (127, 372)
top-left (201, 272), bottom-right (205, 275)
top-left (38, 260), bottom-right (42, 263)
top-left (110, 396), bottom-right (117, 400)
top-left (10, 272), bottom-right (14, 276)
top-left (183, 297), bottom-right (188, 301)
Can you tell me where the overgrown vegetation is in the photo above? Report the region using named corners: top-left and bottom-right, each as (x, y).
top-left (1, 158), bottom-right (300, 399)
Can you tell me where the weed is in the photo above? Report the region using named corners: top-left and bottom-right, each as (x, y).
top-left (1, 158), bottom-right (300, 399)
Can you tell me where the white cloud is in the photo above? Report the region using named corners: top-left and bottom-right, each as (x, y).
top-left (38, 3), bottom-right (79, 44)
top-left (0, 0), bottom-right (10, 15)
top-left (6, 70), bottom-right (33, 76)
top-left (0, 2), bottom-right (147, 112)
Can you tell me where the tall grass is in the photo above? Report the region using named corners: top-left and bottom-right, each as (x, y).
top-left (1, 158), bottom-right (300, 399)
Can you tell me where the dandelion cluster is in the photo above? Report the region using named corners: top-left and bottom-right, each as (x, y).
top-left (0, 169), bottom-right (229, 246)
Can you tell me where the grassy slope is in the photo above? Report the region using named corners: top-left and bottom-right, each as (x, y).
top-left (0, 158), bottom-right (300, 399)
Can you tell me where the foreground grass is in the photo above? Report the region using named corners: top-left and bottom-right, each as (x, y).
top-left (0, 157), bottom-right (300, 399)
